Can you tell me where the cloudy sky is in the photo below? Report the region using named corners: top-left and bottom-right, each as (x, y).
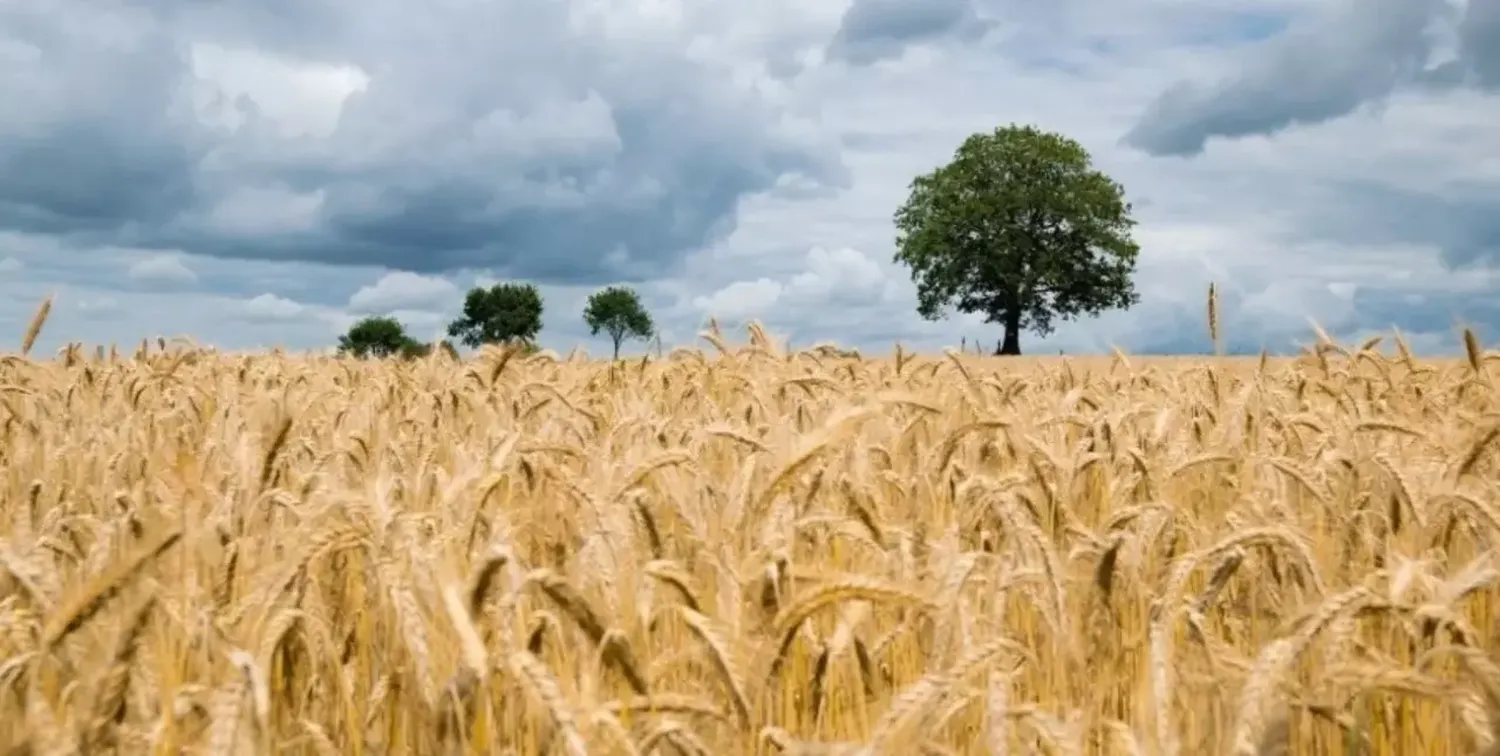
top-left (2, 0), bottom-right (1498, 358)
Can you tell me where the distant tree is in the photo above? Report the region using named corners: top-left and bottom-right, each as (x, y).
top-left (582, 285), bottom-right (655, 360)
top-left (893, 124), bottom-right (1141, 356)
top-left (400, 340), bottom-right (430, 359)
top-left (446, 282), bottom-right (544, 349)
top-left (338, 316), bottom-right (422, 359)
top-left (395, 339), bottom-right (461, 361)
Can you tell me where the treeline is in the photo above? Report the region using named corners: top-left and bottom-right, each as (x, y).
top-left (344, 124), bottom-right (1149, 360)
top-left (337, 282), bottom-right (654, 360)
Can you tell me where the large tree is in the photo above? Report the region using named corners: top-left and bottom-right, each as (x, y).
top-left (583, 285), bottom-right (654, 360)
top-left (337, 316), bottom-right (422, 359)
top-left (893, 124), bottom-right (1141, 355)
top-left (446, 282), bottom-right (544, 349)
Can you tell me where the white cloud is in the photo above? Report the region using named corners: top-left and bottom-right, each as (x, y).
top-left (77, 296), bottom-right (119, 314)
top-left (1327, 281), bottom-right (1358, 299)
top-left (387, 309), bottom-right (447, 335)
top-left (346, 271), bottom-right (459, 315)
top-left (240, 293), bottom-right (305, 321)
top-left (126, 254), bottom-right (199, 287)
top-left (692, 279), bottom-right (784, 321)
top-left (188, 42), bottom-right (369, 140)
top-left (785, 246), bottom-right (889, 303)
top-left (0, 257), bottom-right (21, 273)
top-left (199, 186), bottom-right (326, 236)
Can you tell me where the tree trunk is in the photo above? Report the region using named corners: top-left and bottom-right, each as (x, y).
top-left (995, 308), bottom-right (1022, 356)
top-left (612, 338), bottom-right (621, 360)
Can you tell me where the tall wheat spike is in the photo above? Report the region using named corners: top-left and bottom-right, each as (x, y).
top-left (1207, 282), bottom-right (1223, 357)
top-left (20, 295), bottom-right (52, 357)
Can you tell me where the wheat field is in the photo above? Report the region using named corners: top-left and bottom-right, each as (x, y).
top-left (3, 310), bottom-right (1500, 755)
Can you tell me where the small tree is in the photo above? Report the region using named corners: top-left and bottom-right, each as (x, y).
top-left (446, 282), bottom-right (544, 349)
top-left (582, 285), bottom-right (655, 360)
top-left (338, 316), bottom-right (422, 359)
top-left (397, 339), bottom-right (461, 361)
top-left (893, 124), bottom-right (1141, 356)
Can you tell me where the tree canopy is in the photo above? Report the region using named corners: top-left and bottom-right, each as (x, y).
top-left (337, 316), bottom-right (423, 359)
top-left (582, 285), bottom-right (654, 359)
top-left (892, 124), bottom-right (1141, 355)
top-left (446, 282), bottom-right (544, 349)
top-left (338, 316), bottom-right (455, 360)
top-left (398, 340), bottom-right (460, 361)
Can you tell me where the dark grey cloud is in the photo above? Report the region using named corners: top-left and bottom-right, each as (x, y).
top-left (0, 5), bottom-right (203, 233)
top-left (826, 0), bottom-right (992, 65)
top-left (1120, 0), bottom-right (1500, 292)
top-left (1461, 0), bottom-right (1500, 86)
top-left (1297, 180), bottom-right (1500, 268)
top-left (0, 0), bottom-right (846, 285)
top-left (1124, 0), bottom-right (1446, 156)
top-left (1125, 0), bottom-right (1500, 157)
top-left (1349, 287), bottom-right (1500, 336)
top-left (1424, 0), bottom-right (1500, 88)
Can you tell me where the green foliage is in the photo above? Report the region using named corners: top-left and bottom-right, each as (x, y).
top-left (337, 316), bottom-right (424, 359)
top-left (893, 123), bottom-right (1141, 355)
top-left (582, 285), bottom-right (654, 359)
top-left (338, 316), bottom-right (464, 361)
top-left (395, 339), bottom-right (460, 361)
top-left (446, 282), bottom-right (544, 349)
top-left (399, 340), bottom-right (429, 360)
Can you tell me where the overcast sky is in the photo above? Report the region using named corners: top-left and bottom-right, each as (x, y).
top-left (2, 0), bottom-right (1498, 357)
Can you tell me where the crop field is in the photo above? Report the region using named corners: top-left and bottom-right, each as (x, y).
top-left (2, 316), bottom-right (1500, 755)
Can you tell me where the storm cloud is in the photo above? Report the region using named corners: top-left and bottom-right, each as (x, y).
top-left (0, 0), bottom-right (845, 283)
top-left (826, 0), bottom-right (993, 65)
top-left (1124, 0), bottom-right (1500, 157)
